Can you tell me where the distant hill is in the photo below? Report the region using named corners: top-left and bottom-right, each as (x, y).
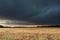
top-left (0, 25), bottom-right (4, 28)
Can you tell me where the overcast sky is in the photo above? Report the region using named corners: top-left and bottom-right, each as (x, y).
top-left (0, 0), bottom-right (60, 25)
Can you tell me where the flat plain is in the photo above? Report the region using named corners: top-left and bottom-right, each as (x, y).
top-left (0, 28), bottom-right (60, 40)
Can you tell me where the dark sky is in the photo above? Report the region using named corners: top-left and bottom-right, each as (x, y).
top-left (0, 0), bottom-right (60, 24)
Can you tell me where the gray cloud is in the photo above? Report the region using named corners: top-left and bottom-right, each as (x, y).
top-left (0, 0), bottom-right (60, 24)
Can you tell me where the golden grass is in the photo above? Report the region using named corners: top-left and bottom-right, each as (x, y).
top-left (0, 28), bottom-right (60, 40)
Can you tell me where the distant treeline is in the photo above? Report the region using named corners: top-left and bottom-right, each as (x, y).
top-left (0, 25), bottom-right (60, 28)
top-left (0, 25), bottom-right (11, 28)
top-left (37, 25), bottom-right (60, 27)
top-left (0, 25), bottom-right (4, 28)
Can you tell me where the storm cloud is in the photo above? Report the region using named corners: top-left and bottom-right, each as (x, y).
top-left (0, 0), bottom-right (60, 24)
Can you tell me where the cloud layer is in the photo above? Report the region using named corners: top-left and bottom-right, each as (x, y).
top-left (0, 0), bottom-right (60, 24)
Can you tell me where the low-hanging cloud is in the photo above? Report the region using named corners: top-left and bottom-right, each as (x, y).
top-left (0, 0), bottom-right (60, 24)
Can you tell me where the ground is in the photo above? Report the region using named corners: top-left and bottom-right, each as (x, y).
top-left (0, 28), bottom-right (60, 40)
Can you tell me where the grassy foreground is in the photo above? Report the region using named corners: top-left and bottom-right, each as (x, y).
top-left (0, 28), bottom-right (60, 40)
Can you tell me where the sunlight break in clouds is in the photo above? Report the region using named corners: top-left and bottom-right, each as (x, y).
top-left (0, 18), bottom-right (33, 25)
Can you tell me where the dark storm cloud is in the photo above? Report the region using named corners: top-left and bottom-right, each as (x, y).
top-left (0, 0), bottom-right (60, 24)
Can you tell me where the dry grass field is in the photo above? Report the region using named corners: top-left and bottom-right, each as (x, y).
top-left (0, 28), bottom-right (60, 40)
